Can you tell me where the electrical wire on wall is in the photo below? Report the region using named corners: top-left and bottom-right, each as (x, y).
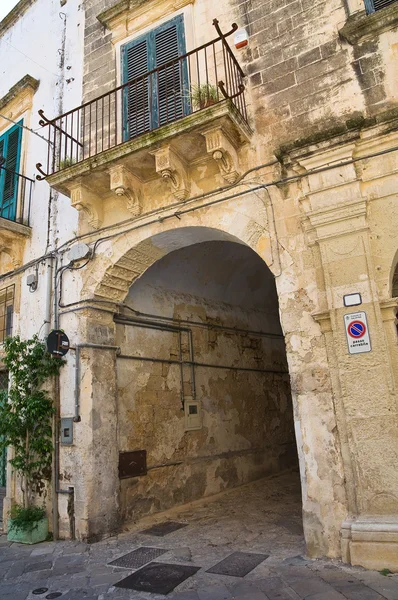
top-left (1, 142), bottom-right (398, 289)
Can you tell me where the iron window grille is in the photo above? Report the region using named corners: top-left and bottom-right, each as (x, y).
top-left (364, 0), bottom-right (397, 13)
top-left (0, 285), bottom-right (14, 343)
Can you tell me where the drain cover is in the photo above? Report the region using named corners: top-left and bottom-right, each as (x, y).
top-left (206, 551), bottom-right (269, 577)
top-left (32, 589), bottom-right (48, 595)
top-left (141, 521), bottom-right (188, 537)
top-left (114, 562), bottom-right (200, 594)
top-left (46, 594), bottom-right (62, 599)
top-left (109, 546), bottom-right (168, 569)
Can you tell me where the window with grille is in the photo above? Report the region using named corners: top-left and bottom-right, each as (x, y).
top-left (364, 0), bottom-right (397, 13)
top-left (0, 122), bottom-right (22, 222)
top-left (121, 15), bottom-right (189, 140)
top-left (0, 285), bottom-right (14, 343)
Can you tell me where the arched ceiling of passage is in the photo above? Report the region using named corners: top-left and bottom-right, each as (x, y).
top-left (125, 240), bottom-right (280, 319)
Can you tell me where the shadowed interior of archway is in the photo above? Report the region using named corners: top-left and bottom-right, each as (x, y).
top-left (115, 239), bottom-right (300, 523)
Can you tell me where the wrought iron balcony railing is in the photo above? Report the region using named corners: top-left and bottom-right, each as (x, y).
top-left (36, 20), bottom-right (248, 180)
top-left (0, 163), bottom-right (33, 227)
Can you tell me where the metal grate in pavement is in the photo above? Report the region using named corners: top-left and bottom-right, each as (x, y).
top-left (114, 562), bottom-right (200, 594)
top-left (108, 546), bottom-right (169, 569)
top-left (206, 551), bottom-right (269, 577)
top-left (140, 521), bottom-right (188, 537)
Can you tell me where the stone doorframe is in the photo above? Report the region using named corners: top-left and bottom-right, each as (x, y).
top-left (67, 191), bottom-right (349, 556)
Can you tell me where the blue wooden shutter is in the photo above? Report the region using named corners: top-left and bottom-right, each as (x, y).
top-left (122, 36), bottom-right (151, 139)
top-left (0, 123), bottom-right (22, 221)
top-left (365, 0), bottom-right (396, 12)
top-left (154, 17), bottom-right (186, 126)
top-left (121, 15), bottom-right (188, 137)
top-left (0, 139), bottom-right (5, 219)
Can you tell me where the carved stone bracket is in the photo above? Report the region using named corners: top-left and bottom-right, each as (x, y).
top-left (109, 165), bottom-right (142, 216)
top-left (202, 126), bottom-right (240, 183)
top-left (312, 310), bottom-right (332, 334)
top-left (152, 146), bottom-right (190, 201)
top-left (70, 180), bottom-right (103, 230)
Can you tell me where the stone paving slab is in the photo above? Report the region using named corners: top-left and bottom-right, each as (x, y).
top-left (0, 475), bottom-right (397, 600)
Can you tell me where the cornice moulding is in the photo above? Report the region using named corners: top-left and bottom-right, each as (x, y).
top-left (339, 4), bottom-right (398, 44)
top-left (98, 0), bottom-right (193, 32)
top-left (0, 74), bottom-right (40, 114)
top-left (0, 0), bottom-right (38, 39)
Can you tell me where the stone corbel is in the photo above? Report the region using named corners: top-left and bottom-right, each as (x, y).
top-left (152, 146), bottom-right (190, 201)
top-left (202, 126), bottom-right (240, 183)
top-left (109, 165), bottom-right (142, 216)
top-left (70, 181), bottom-right (103, 230)
top-left (312, 310), bottom-right (332, 334)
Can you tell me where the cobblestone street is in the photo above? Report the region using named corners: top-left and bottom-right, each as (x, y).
top-left (1, 472), bottom-right (398, 600)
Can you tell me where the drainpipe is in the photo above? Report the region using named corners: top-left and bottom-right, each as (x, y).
top-left (51, 256), bottom-right (75, 540)
top-left (43, 256), bottom-right (54, 338)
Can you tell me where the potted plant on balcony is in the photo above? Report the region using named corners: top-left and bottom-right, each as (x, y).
top-left (190, 83), bottom-right (219, 110)
top-left (0, 335), bottom-right (65, 544)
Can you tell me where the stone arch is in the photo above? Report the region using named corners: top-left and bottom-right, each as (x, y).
top-left (88, 194), bottom-right (273, 302)
top-left (78, 201), bottom-right (349, 559)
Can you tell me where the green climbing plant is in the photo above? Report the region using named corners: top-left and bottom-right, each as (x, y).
top-left (0, 335), bottom-right (65, 512)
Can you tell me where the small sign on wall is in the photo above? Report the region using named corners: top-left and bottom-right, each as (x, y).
top-left (344, 311), bottom-right (371, 355)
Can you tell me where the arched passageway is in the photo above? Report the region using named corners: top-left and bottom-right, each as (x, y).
top-left (114, 236), bottom-right (301, 523)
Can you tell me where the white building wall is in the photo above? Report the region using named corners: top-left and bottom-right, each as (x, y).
top-left (0, 0), bottom-right (84, 338)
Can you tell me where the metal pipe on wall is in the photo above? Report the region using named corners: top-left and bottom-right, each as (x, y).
top-left (114, 316), bottom-right (196, 405)
top-left (117, 354), bottom-right (288, 374)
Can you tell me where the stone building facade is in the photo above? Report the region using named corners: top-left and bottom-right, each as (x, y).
top-left (0, 0), bottom-right (397, 572)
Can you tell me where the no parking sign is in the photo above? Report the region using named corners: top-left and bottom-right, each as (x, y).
top-left (344, 311), bottom-right (371, 355)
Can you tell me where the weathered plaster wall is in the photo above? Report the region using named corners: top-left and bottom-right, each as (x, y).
top-left (0, 0), bottom-right (84, 526)
top-left (116, 241), bottom-right (297, 522)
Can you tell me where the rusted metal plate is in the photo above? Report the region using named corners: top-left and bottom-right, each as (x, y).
top-left (114, 562), bottom-right (200, 594)
top-left (118, 450), bottom-right (147, 479)
top-left (141, 521), bottom-right (188, 537)
top-left (109, 547), bottom-right (168, 569)
top-left (206, 551), bottom-right (269, 577)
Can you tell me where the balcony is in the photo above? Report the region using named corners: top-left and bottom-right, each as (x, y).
top-left (36, 21), bottom-right (251, 231)
top-left (0, 165), bottom-right (32, 271)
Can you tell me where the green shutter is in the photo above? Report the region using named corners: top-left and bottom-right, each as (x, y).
top-left (365, 0), bottom-right (396, 12)
top-left (155, 21), bottom-right (184, 126)
top-left (0, 122), bottom-right (22, 221)
top-left (122, 36), bottom-right (151, 139)
top-left (121, 15), bottom-right (188, 138)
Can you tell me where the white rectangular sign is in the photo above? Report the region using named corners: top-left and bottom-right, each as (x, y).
top-left (344, 311), bottom-right (371, 355)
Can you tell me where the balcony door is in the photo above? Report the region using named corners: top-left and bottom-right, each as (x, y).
top-left (121, 15), bottom-right (189, 140)
top-left (0, 122), bottom-right (22, 222)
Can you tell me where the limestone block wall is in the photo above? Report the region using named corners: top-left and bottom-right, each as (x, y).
top-left (116, 325), bottom-right (295, 520)
top-left (116, 323), bottom-right (296, 522)
top-left (240, 0), bottom-right (398, 151)
top-left (49, 0), bottom-right (398, 565)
